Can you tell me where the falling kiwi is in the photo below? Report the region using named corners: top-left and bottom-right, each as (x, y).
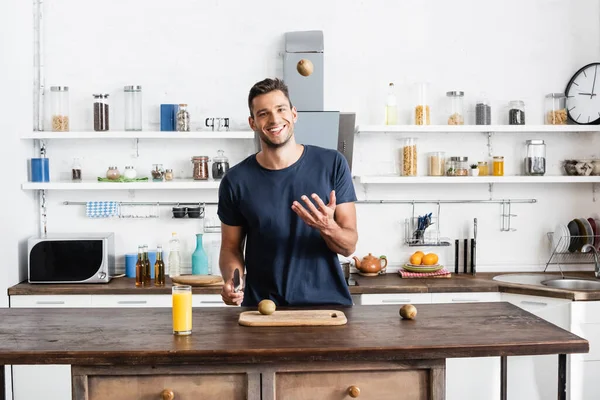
top-left (258, 299), bottom-right (276, 315)
top-left (399, 304), bottom-right (417, 320)
top-left (296, 59), bottom-right (314, 77)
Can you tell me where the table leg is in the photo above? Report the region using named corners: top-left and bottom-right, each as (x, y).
top-left (0, 365), bottom-right (5, 400)
top-left (500, 356), bottom-right (507, 400)
top-left (558, 354), bottom-right (566, 400)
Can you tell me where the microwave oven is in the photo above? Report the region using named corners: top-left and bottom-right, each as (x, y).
top-left (28, 233), bottom-right (116, 283)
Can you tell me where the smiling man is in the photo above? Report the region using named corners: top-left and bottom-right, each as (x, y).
top-left (218, 78), bottom-right (358, 307)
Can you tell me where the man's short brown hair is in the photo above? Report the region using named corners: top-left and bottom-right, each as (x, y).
top-left (248, 78), bottom-right (293, 117)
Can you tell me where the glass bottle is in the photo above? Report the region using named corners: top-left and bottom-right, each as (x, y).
top-left (154, 245), bottom-right (165, 287)
top-left (124, 85), bottom-right (142, 131)
top-left (93, 94), bottom-right (110, 131)
top-left (476, 96), bottom-right (492, 125)
top-left (135, 246), bottom-right (144, 287)
top-left (176, 104), bottom-right (190, 132)
top-left (50, 86), bottom-right (70, 132)
top-left (545, 93), bottom-right (567, 125)
top-left (385, 82), bottom-right (398, 125)
top-left (192, 156), bottom-right (209, 180)
top-left (493, 156), bottom-right (505, 176)
top-left (212, 150), bottom-right (230, 180)
top-left (446, 91), bottom-right (465, 125)
top-left (508, 100), bottom-right (525, 125)
top-left (525, 140), bottom-right (546, 176)
top-left (414, 82), bottom-right (431, 125)
top-left (106, 166), bottom-right (121, 180)
top-left (402, 138), bottom-right (418, 176)
top-left (191, 233), bottom-right (209, 275)
top-left (168, 232), bottom-right (181, 277)
top-left (142, 245), bottom-right (151, 286)
top-left (71, 158), bottom-right (82, 181)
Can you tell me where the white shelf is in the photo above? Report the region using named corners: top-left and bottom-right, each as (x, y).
top-left (357, 125), bottom-right (600, 134)
top-left (21, 179), bottom-right (222, 190)
top-left (21, 131), bottom-right (255, 139)
top-left (355, 175), bottom-right (600, 184)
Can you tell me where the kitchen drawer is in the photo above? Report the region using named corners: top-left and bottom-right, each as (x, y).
top-left (87, 373), bottom-right (248, 400)
top-left (91, 294), bottom-right (170, 308)
top-left (431, 292), bottom-right (501, 304)
top-left (193, 294), bottom-right (228, 307)
top-left (360, 293), bottom-right (432, 305)
top-left (275, 370), bottom-right (428, 400)
top-left (572, 301), bottom-right (600, 324)
top-left (502, 293), bottom-right (571, 313)
top-left (10, 295), bottom-right (92, 308)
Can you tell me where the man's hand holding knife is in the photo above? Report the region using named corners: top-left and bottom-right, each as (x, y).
top-left (221, 268), bottom-right (244, 306)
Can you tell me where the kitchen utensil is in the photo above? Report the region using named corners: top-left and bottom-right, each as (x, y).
top-left (594, 219), bottom-right (600, 249)
top-left (238, 310), bottom-right (347, 327)
top-left (472, 218), bottom-right (477, 275)
top-left (567, 219), bottom-right (580, 253)
top-left (463, 239), bottom-right (468, 273)
top-left (233, 268), bottom-right (242, 293)
top-left (454, 239), bottom-right (459, 274)
top-left (402, 264), bottom-right (444, 273)
top-left (580, 218), bottom-right (594, 246)
top-left (406, 262), bottom-right (441, 268)
top-left (170, 275), bottom-right (223, 286)
top-left (352, 253), bottom-right (387, 275)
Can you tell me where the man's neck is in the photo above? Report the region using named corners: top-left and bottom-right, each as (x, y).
top-left (256, 141), bottom-right (304, 170)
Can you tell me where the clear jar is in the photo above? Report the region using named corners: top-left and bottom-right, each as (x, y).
top-left (72, 158), bottom-right (82, 181)
top-left (192, 156), bottom-right (209, 180)
top-left (106, 166), bottom-right (120, 180)
top-left (525, 140), bottom-right (546, 176)
top-left (414, 82), bottom-right (431, 125)
top-left (428, 152), bottom-right (445, 176)
top-left (50, 86), bottom-right (69, 132)
top-left (446, 91), bottom-right (465, 125)
top-left (446, 157), bottom-right (468, 176)
top-left (123, 165), bottom-right (137, 180)
top-left (493, 156), bottom-right (505, 176)
top-left (124, 85), bottom-right (142, 131)
top-left (508, 100), bottom-right (525, 125)
top-left (165, 169), bottom-right (174, 181)
top-left (476, 97), bottom-right (491, 125)
top-left (477, 161), bottom-right (489, 176)
top-left (545, 93), bottom-right (567, 125)
top-left (402, 138), bottom-right (418, 176)
top-left (212, 150), bottom-right (230, 180)
top-left (151, 164), bottom-right (164, 181)
top-left (93, 94), bottom-right (110, 131)
top-left (176, 104), bottom-right (190, 132)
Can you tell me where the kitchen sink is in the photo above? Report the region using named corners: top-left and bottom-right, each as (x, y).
top-left (492, 273), bottom-right (550, 286)
top-left (541, 278), bottom-right (600, 291)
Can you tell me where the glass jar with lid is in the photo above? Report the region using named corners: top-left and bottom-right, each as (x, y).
top-left (402, 138), bottom-right (418, 176)
top-left (93, 94), bottom-right (110, 131)
top-left (524, 140), bottom-right (546, 176)
top-left (476, 95), bottom-right (491, 125)
top-left (446, 91), bottom-right (465, 125)
top-left (123, 165), bottom-right (137, 180)
top-left (106, 166), bottom-right (120, 180)
top-left (151, 164), bottom-right (164, 181)
top-left (508, 100), bottom-right (525, 125)
top-left (50, 86), bottom-right (70, 132)
top-left (212, 150), bottom-right (230, 180)
top-left (446, 157), bottom-right (469, 176)
top-left (493, 156), bottom-right (505, 176)
top-left (545, 93), bottom-right (567, 125)
top-left (428, 152), bottom-right (445, 176)
top-left (477, 161), bottom-right (489, 176)
top-left (176, 104), bottom-right (190, 132)
top-left (165, 169), bottom-right (174, 181)
top-left (192, 156), bottom-right (209, 180)
top-left (414, 82), bottom-right (431, 125)
top-left (124, 85), bottom-right (142, 131)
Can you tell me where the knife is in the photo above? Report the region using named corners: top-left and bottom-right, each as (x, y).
top-left (472, 218), bottom-right (477, 275)
top-left (233, 269), bottom-right (242, 293)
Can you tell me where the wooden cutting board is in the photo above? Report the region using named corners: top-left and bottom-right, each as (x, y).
top-left (238, 310), bottom-right (347, 327)
top-left (171, 275), bottom-right (224, 286)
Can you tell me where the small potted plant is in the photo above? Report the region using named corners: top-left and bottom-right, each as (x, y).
top-left (469, 164), bottom-right (479, 176)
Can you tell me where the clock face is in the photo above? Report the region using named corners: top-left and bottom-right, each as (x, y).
top-left (565, 63), bottom-right (600, 125)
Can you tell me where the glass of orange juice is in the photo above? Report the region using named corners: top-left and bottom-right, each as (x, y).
top-left (172, 285), bottom-right (192, 335)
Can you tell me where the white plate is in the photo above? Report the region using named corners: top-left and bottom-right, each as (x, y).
top-left (405, 263), bottom-right (441, 268)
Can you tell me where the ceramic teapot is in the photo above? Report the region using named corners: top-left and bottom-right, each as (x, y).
top-left (352, 253), bottom-right (387, 274)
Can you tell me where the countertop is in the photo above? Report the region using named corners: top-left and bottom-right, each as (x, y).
top-left (0, 303), bottom-right (588, 365)
top-left (8, 272), bottom-right (600, 301)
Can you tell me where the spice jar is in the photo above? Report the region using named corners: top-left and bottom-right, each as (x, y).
top-left (176, 104), bottom-right (190, 132)
top-left (192, 156), bottom-right (209, 180)
top-left (50, 86), bottom-right (69, 132)
top-left (477, 161), bottom-right (489, 176)
top-left (106, 166), bottom-right (120, 180)
top-left (72, 158), bottom-right (82, 181)
top-left (165, 169), bottom-right (174, 181)
top-left (151, 164), bottom-right (164, 181)
top-left (545, 93), bottom-right (567, 125)
top-left (476, 97), bottom-right (491, 125)
top-left (428, 152), bottom-right (445, 176)
top-left (493, 156), bottom-right (505, 176)
top-left (123, 166), bottom-right (137, 180)
top-left (446, 91), bottom-right (465, 125)
top-left (508, 100), bottom-right (525, 125)
top-left (402, 138), bottom-right (418, 176)
top-left (446, 157), bottom-right (469, 176)
top-left (212, 150), bottom-right (230, 180)
top-left (124, 85), bottom-right (142, 131)
top-left (414, 83), bottom-right (431, 125)
top-left (93, 94), bottom-right (110, 131)
top-left (524, 140), bottom-right (546, 176)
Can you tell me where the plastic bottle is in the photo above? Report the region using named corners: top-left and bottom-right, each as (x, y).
top-left (168, 232), bottom-right (181, 277)
top-left (385, 82), bottom-right (398, 125)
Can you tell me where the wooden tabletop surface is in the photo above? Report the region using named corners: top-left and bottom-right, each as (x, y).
top-left (0, 303), bottom-right (587, 365)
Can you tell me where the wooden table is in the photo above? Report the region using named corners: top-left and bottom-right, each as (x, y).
top-left (0, 303), bottom-right (588, 400)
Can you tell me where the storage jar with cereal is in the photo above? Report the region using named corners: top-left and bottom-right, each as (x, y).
top-left (446, 91), bottom-right (465, 125)
top-left (414, 82), bottom-right (431, 125)
top-left (545, 93), bottom-right (567, 125)
top-left (446, 157), bottom-right (469, 176)
top-left (50, 86), bottom-right (69, 132)
top-left (402, 138), bottom-right (418, 176)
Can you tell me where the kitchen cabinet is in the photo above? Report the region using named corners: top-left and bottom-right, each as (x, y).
top-left (570, 301), bottom-right (600, 400)
top-left (431, 292), bottom-right (501, 304)
top-left (360, 293), bottom-right (432, 305)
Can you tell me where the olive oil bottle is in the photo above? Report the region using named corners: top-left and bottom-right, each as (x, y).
top-left (135, 245), bottom-right (144, 287)
top-left (154, 245), bottom-right (165, 287)
top-left (142, 245), bottom-right (151, 286)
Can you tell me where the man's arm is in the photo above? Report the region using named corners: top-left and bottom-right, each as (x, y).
top-left (219, 223), bottom-right (246, 305)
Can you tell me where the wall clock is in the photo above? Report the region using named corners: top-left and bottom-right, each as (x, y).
top-left (565, 62), bottom-right (600, 125)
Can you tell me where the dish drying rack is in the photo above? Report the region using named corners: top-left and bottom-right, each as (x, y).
top-left (545, 232), bottom-right (600, 276)
top-left (404, 216), bottom-right (451, 247)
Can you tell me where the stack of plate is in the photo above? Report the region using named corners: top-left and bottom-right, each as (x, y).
top-left (552, 217), bottom-right (600, 253)
top-left (402, 263), bottom-right (444, 273)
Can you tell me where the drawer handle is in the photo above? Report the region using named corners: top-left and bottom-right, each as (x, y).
top-left (36, 301), bottom-right (65, 305)
top-left (117, 300), bottom-right (148, 305)
top-left (520, 301), bottom-right (547, 307)
top-left (199, 301), bottom-right (223, 304)
top-left (348, 385), bottom-right (361, 398)
top-left (382, 299), bottom-right (411, 303)
top-left (452, 299), bottom-right (478, 302)
top-left (161, 389), bottom-right (175, 400)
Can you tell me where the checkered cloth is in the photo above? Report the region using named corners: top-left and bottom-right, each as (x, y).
top-left (86, 201), bottom-right (119, 218)
top-left (399, 267), bottom-right (451, 278)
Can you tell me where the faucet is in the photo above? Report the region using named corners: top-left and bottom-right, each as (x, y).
top-left (581, 244), bottom-right (600, 278)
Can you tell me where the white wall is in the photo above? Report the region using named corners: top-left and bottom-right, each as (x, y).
top-left (6, 0), bottom-right (600, 277)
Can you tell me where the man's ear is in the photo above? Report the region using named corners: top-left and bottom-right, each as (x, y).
top-left (292, 106), bottom-right (298, 123)
top-left (248, 116), bottom-right (256, 131)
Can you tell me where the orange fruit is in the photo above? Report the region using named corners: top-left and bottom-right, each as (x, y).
top-left (422, 253), bottom-right (439, 266)
top-left (409, 253), bottom-right (423, 265)
top-left (413, 251), bottom-right (425, 257)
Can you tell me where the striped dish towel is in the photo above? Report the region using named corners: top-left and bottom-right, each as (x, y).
top-left (399, 267), bottom-right (451, 278)
top-left (86, 201), bottom-right (119, 218)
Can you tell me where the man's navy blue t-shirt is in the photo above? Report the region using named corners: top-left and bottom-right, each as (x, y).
top-left (217, 145), bottom-right (356, 307)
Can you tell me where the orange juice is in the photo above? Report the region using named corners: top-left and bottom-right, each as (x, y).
top-left (172, 286), bottom-right (192, 335)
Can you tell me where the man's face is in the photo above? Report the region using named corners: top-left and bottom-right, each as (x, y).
top-left (249, 90), bottom-right (297, 149)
